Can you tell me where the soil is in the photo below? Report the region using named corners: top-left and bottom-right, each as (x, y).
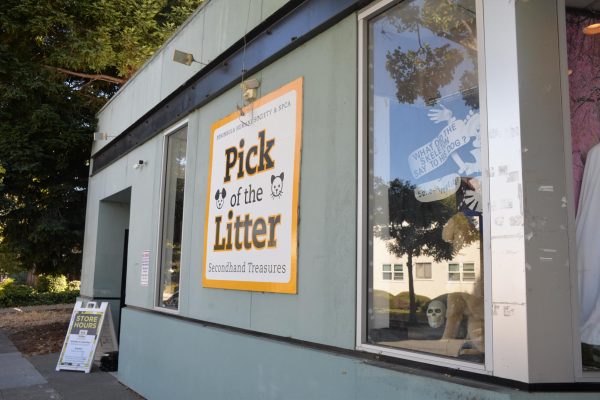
top-left (0, 305), bottom-right (73, 356)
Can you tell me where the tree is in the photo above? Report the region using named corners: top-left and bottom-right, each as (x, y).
top-left (0, 0), bottom-right (203, 277)
top-left (372, 178), bottom-right (478, 324)
top-left (383, 0), bottom-right (478, 108)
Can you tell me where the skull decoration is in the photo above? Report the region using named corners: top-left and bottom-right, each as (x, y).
top-left (426, 300), bottom-right (446, 328)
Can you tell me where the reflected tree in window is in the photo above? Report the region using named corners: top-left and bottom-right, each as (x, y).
top-left (383, 0), bottom-right (478, 108)
top-left (372, 177), bottom-right (478, 324)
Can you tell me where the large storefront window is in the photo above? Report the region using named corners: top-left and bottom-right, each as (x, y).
top-left (366, 0), bottom-right (484, 362)
top-left (158, 127), bottom-right (187, 310)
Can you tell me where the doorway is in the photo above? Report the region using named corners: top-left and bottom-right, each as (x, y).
top-left (94, 187), bottom-right (132, 341)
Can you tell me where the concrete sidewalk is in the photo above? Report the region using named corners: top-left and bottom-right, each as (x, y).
top-left (0, 330), bottom-right (143, 400)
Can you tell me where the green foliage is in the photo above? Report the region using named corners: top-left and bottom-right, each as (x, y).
top-left (34, 290), bottom-right (80, 306)
top-left (383, 0), bottom-right (478, 107)
top-left (0, 282), bottom-right (36, 307)
top-left (0, 0), bottom-right (204, 80)
top-left (373, 178), bottom-right (456, 262)
top-left (0, 58), bottom-right (95, 276)
top-left (373, 290), bottom-right (431, 314)
top-left (67, 280), bottom-right (81, 291)
top-left (0, 279), bottom-right (79, 307)
top-left (372, 289), bottom-right (395, 309)
top-left (0, 238), bottom-right (23, 275)
top-left (0, 0), bottom-right (202, 276)
top-left (0, 277), bottom-right (14, 288)
top-left (391, 292), bottom-right (431, 313)
top-left (36, 274), bottom-right (68, 293)
top-left (386, 43), bottom-right (462, 104)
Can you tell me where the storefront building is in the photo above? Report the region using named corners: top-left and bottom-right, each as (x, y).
top-left (81, 0), bottom-right (600, 398)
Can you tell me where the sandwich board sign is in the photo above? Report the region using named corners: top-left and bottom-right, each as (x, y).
top-left (56, 301), bottom-right (118, 373)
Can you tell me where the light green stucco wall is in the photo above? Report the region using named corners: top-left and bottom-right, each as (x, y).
top-left (182, 12), bottom-right (358, 349)
top-left (118, 308), bottom-right (598, 400)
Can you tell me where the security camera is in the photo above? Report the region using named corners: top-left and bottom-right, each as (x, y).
top-left (132, 160), bottom-right (146, 170)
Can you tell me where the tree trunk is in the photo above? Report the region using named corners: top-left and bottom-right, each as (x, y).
top-left (407, 253), bottom-right (417, 325)
top-left (26, 265), bottom-right (36, 286)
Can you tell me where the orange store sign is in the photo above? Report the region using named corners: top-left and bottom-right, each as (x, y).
top-left (203, 78), bottom-right (303, 294)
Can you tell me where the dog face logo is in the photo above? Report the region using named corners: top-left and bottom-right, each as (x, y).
top-left (215, 188), bottom-right (226, 209)
top-left (270, 172), bottom-right (284, 199)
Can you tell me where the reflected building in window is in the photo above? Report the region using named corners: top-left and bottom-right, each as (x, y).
top-left (366, 0), bottom-right (484, 362)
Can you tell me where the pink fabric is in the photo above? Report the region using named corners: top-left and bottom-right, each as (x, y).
top-left (567, 12), bottom-right (600, 211)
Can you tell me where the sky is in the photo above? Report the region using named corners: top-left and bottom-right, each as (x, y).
top-left (369, 0), bottom-right (480, 188)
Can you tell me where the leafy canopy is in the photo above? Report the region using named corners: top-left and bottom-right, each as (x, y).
top-left (0, 0), bottom-right (203, 276)
top-left (383, 0), bottom-right (478, 107)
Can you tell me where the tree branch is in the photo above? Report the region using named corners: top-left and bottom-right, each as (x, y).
top-left (44, 66), bottom-right (126, 85)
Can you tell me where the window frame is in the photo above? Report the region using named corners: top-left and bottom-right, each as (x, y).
top-left (355, 0), bottom-right (493, 374)
top-left (154, 118), bottom-right (189, 314)
top-left (382, 264), bottom-right (392, 280)
top-left (448, 262), bottom-right (477, 282)
top-left (448, 263), bottom-right (461, 282)
top-left (462, 262), bottom-right (476, 282)
top-left (414, 262), bottom-right (433, 281)
top-left (393, 264), bottom-right (403, 280)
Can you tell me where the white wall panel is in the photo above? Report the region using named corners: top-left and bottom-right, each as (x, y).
top-left (200, 0), bottom-right (262, 65)
top-left (130, 53), bottom-right (164, 123)
top-left (80, 172), bottom-right (106, 296)
top-left (124, 138), bottom-right (164, 309)
top-left (261, 0), bottom-right (288, 19)
top-left (159, 13), bottom-right (206, 99)
top-left (93, 103), bottom-right (118, 154)
top-left (483, 0), bottom-right (529, 382)
top-left (96, 0), bottom-right (285, 147)
top-left (516, 0), bottom-right (575, 382)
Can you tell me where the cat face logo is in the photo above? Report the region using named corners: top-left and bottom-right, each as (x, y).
top-left (215, 188), bottom-right (226, 209)
top-left (270, 172), bottom-right (284, 199)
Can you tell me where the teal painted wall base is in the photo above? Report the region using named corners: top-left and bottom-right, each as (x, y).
top-left (116, 308), bottom-right (598, 400)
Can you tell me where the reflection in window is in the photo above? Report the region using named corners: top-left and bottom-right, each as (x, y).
top-left (366, 0), bottom-right (484, 363)
top-left (159, 127), bottom-right (187, 309)
top-left (462, 263), bottom-right (476, 281)
top-left (415, 263), bottom-right (432, 279)
top-left (448, 262), bottom-right (476, 282)
top-left (383, 264), bottom-right (392, 280)
top-left (393, 264), bottom-right (404, 280)
top-left (448, 263), bottom-right (461, 281)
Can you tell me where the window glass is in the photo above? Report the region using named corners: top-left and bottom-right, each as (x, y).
top-left (393, 264), bottom-right (404, 280)
top-left (366, 0), bottom-right (484, 363)
top-left (383, 264), bottom-right (392, 280)
top-left (158, 127), bottom-right (187, 309)
top-left (448, 263), bottom-right (461, 281)
top-left (462, 262), bottom-right (476, 281)
top-left (415, 263), bottom-right (432, 279)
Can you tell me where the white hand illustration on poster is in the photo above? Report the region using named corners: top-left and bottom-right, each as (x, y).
top-left (412, 105), bottom-right (481, 206)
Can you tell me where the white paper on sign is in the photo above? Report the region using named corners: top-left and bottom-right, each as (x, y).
top-left (414, 173), bottom-right (461, 202)
top-left (140, 250), bottom-right (149, 287)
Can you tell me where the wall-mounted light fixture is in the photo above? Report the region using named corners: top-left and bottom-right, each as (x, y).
top-left (241, 78), bottom-right (260, 104)
top-left (93, 132), bottom-right (116, 141)
top-left (173, 49), bottom-right (208, 66)
top-left (583, 23), bottom-right (600, 35)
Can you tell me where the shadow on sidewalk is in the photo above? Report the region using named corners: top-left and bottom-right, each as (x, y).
top-left (0, 330), bottom-right (144, 400)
